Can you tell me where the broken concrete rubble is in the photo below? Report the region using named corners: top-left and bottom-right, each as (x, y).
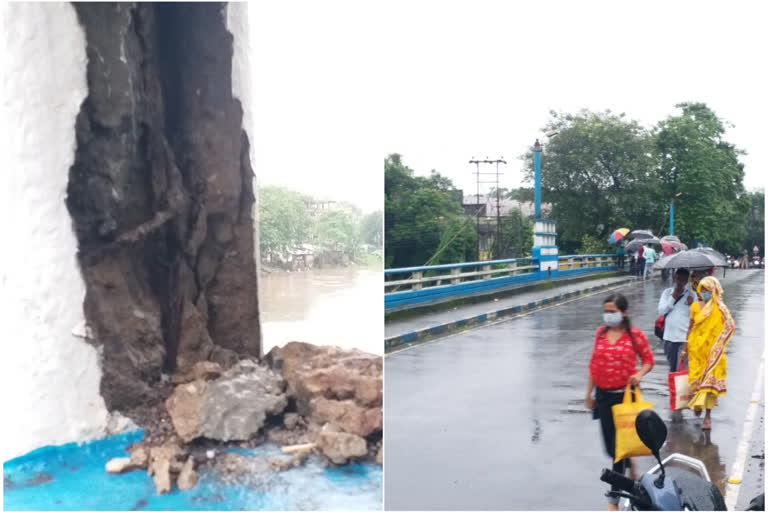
top-left (265, 343), bottom-right (382, 440)
top-left (310, 397), bottom-right (383, 438)
top-left (106, 344), bottom-right (382, 493)
top-left (165, 360), bottom-right (287, 443)
top-left (165, 380), bottom-right (209, 443)
top-left (316, 429), bottom-right (368, 465)
top-left (177, 457), bottom-right (198, 490)
top-left (147, 440), bottom-right (184, 494)
top-left (105, 457), bottom-right (136, 474)
top-left (171, 361), bottom-right (223, 385)
top-left (266, 342), bottom-right (382, 415)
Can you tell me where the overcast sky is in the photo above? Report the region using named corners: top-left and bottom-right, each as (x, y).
top-left (249, 1), bottom-right (766, 210)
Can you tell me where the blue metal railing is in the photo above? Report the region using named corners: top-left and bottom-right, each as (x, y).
top-left (384, 253), bottom-right (618, 310)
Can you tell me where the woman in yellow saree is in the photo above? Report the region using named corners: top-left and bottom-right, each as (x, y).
top-left (684, 276), bottom-right (735, 430)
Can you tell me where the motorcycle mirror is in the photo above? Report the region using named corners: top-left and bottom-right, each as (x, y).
top-left (636, 409), bottom-right (668, 488)
top-left (635, 409), bottom-right (667, 455)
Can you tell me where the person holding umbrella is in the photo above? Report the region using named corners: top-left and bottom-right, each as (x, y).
top-left (616, 242), bottom-right (626, 270)
top-left (609, 228), bottom-right (629, 271)
top-left (657, 268), bottom-right (695, 373)
top-left (682, 276), bottom-right (735, 430)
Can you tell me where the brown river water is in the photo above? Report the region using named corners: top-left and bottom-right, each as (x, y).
top-left (259, 266), bottom-right (383, 355)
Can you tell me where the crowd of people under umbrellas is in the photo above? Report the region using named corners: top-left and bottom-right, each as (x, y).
top-left (590, 228), bottom-right (750, 510)
top-left (611, 228), bottom-right (762, 281)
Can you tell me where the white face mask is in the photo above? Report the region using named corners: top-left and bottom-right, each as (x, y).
top-left (603, 312), bottom-right (624, 327)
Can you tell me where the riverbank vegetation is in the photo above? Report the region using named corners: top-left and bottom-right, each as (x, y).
top-left (259, 185), bottom-right (382, 270)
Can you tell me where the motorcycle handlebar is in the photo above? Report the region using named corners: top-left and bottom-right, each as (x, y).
top-left (600, 469), bottom-right (636, 493)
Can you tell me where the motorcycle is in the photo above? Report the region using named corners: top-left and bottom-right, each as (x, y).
top-left (601, 409), bottom-right (727, 510)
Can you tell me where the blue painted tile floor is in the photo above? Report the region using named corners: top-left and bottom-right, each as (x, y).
top-left (3, 431), bottom-right (382, 510)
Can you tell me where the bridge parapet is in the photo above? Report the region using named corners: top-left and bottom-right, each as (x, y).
top-left (385, 254), bottom-right (617, 310)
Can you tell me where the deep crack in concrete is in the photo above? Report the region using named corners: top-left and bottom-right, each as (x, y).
top-left (67, 2), bottom-right (260, 413)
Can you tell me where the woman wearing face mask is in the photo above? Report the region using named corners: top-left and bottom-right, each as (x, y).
top-left (683, 276), bottom-right (735, 430)
top-left (586, 293), bottom-right (655, 511)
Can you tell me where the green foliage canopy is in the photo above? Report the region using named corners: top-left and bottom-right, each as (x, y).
top-left (385, 154), bottom-right (476, 268)
top-left (654, 102), bottom-right (749, 253)
top-left (519, 104), bottom-right (755, 255)
top-left (259, 185), bottom-right (311, 253)
top-left (521, 110), bottom-right (662, 253)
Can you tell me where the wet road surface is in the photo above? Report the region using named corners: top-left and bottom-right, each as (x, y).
top-left (384, 270), bottom-right (764, 510)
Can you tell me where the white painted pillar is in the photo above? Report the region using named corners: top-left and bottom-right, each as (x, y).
top-left (0, 2), bottom-right (110, 462)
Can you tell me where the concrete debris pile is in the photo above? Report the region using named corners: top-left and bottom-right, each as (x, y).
top-left (105, 343), bottom-right (382, 494)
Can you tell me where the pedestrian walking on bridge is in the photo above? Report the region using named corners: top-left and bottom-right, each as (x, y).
top-left (683, 276), bottom-right (735, 430)
top-left (642, 244), bottom-right (657, 280)
top-left (616, 243), bottom-right (626, 270)
top-left (657, 268), bottom-right (694, 373)
top-left (585, 293), bottom-right (655, 510)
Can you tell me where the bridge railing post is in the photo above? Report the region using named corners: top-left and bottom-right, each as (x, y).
top-left (413, 271), bottom-right (423, 290)
top-left (450, 267), bottom-right (461, 285)
top-left (482, 264), bottom-right (491, 280)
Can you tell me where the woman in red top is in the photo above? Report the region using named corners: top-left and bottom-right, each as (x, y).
top-left (585, 293), bottom-right (654, 510)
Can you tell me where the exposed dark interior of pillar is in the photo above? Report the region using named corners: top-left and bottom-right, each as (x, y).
top-left (67, 2), bottom-right (260, 412)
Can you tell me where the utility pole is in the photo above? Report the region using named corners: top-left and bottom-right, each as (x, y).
top-left (470, 157), bottom-right (506, 260)
top-left (470, 158), bottom-right (482, 261)
top-left (488, 158), bottom-right (507, 257)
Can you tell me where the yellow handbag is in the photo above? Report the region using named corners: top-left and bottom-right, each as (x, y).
top-left (612, 384), bottom-right (654, 463)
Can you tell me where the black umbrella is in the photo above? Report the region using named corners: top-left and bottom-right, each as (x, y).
top-left (625, 237), bottom-right (661, 253)
top-left (629, 230), bottom-right (655, 240)
top-left (690, 247), bottom-right (727, 266)
top-left (660, 235), bottom-right (681, 243)
top-left (654, 248), bottom-right (728, 269)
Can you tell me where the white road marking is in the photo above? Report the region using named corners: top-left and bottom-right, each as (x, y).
top-left (385, 280), bottom-right (636, 357)
top-left (724, 357), bottom-right (765, 510)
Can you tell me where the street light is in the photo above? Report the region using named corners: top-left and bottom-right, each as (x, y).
top-left (670, 192), bottom-right (682, 235)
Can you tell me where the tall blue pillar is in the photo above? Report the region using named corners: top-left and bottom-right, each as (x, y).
top-left (531, 139), bottom-right (558, 276)
top-left (669, 201), bottom-right (675, 235)
top-left (534, 139), bottom-right (542, 218)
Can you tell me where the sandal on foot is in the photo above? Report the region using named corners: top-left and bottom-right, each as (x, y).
top-left (702, 418), bottom-right (712, 430)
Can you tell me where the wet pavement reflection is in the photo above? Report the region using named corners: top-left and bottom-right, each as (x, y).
top-left (384, 270), bottom-right (764, 510)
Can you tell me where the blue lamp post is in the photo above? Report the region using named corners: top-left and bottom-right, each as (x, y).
top-left (534, 139), bottom-right (542, 218)
top-left (669, 192), bottom-right (682, 235)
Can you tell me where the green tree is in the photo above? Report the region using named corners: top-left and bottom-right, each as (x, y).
top-left (654, 103), bottom-right (749, 253)
top-left (314, 209), bottom-right (361, 255)
top-left (258, 185), bottom-right (311, 253)
top-left (744, 189), bottom-right (764, 257)
top-left (385, 154), bottom-right (476, 268)
top-left (578, 234), bottom-right (613, 255)
top-left (360, 210), bottom-right (383, 247)
top-left (521, 110), bottom-right (663, 253)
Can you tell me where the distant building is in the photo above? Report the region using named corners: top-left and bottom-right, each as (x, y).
top-left (305, 198), bottom-right (359, 217)
top-left (461, 193), bottom-right (552, 260)
top-left (306, 198), bottom-right (337, 215)
top-left (462, 193), bottom-right (552, 218)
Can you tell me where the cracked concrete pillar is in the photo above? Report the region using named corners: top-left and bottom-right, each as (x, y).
top-left (1, 2), bottom-right (261, 460)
